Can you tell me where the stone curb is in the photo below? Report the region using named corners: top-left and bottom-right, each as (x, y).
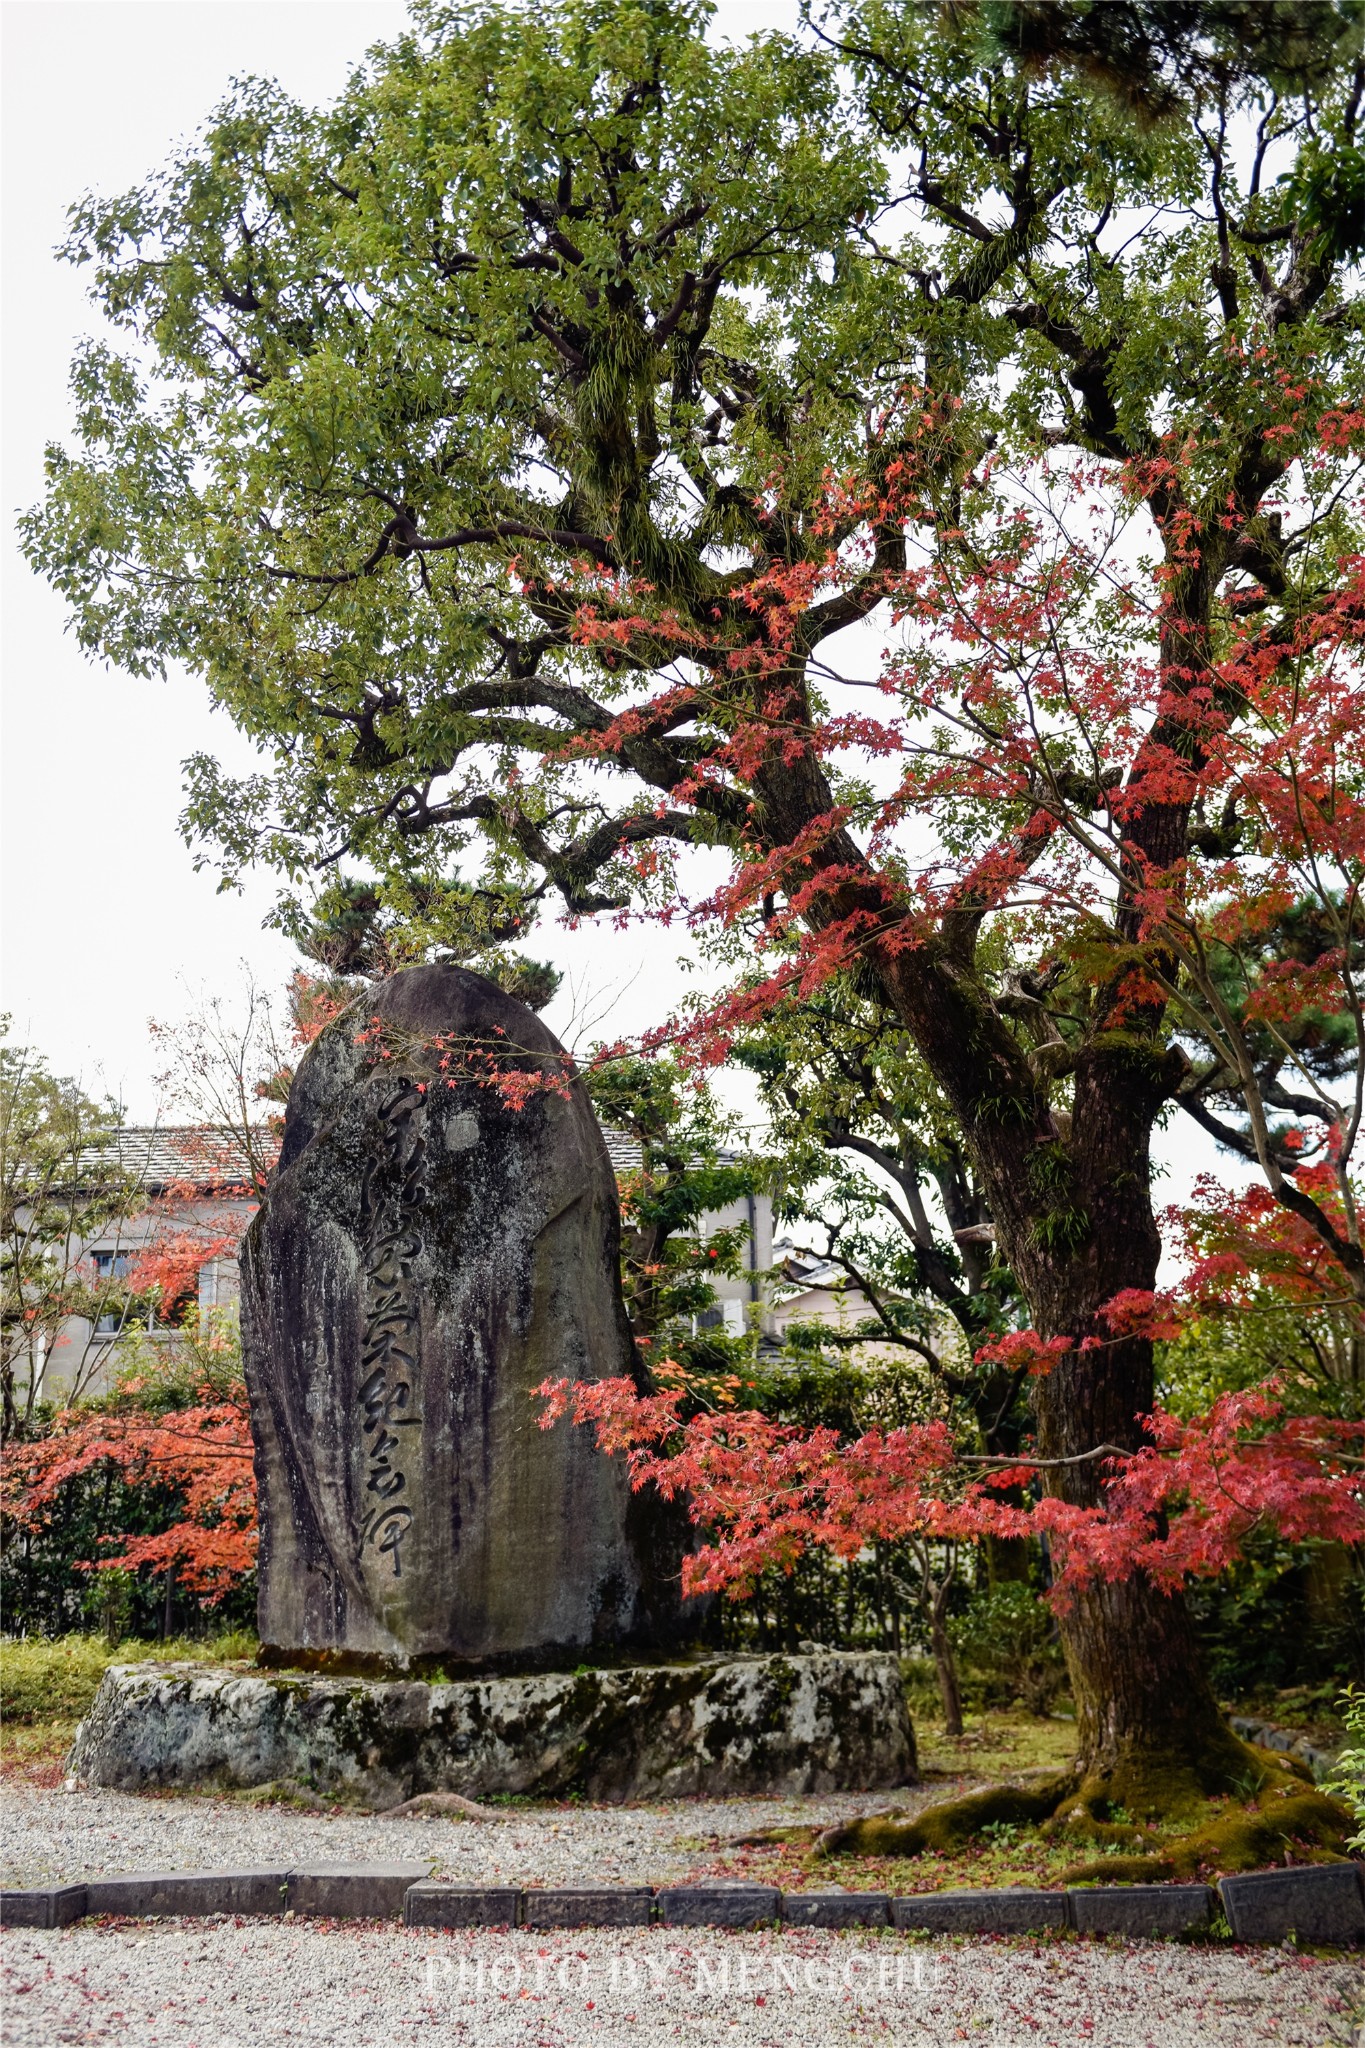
top-left (892, 1887), bottom-right (1070, 1934)
top-left (656, 1886), bottom-right (782, 1929)
top-left (4, 1862), bottom-right (1362, 1946)
top-left (0, 1884), bottom-right (88, 1929)
top-left (286, 1864), bottom-right (432, 1920)
top-left (1219, 1864), bottom-right (1365, 1947)
top-left (523, 1887), bottom-right (655, 1929)
top-left (1069, 1884), bottom-right (1212, 1938)
top-left (781, 1891), bottom-right (891, 1928)
top-left (404, 1883), bottom-right (521, 1929)
top-left (84, 1870), bottom-right (289, 1919)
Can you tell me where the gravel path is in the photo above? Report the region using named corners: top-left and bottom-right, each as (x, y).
top-left (3, 1919), bottom-right (1361, 2046)
top-left (3, 1781), bottom-right (1362, 2046)
top-left (0, 1779), bottom-right (920, 1889)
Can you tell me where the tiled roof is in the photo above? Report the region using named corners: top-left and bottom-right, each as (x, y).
top-left (601, 1128), bottom-right (644, 1174)
top-left (95, 1125), bottom-right (737, 1190)
top-left (90, 1127), bottom-right (262, 1192)
top-left (598, 1130), bottom-right (751, 1176)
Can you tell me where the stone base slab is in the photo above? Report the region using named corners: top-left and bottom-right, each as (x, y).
top-left (67, 1652), bottom-right (916, 1807)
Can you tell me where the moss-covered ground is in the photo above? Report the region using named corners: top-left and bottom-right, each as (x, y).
top-left (681, 1704), bottom-right (1356, 1894)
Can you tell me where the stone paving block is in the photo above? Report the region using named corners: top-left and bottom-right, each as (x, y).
top-left (781, 1891), bottom-right (891, 1928)
top-left (286, 1864), bottom-right (431, 1920)
top-left (0, 1885), bottom-right (88, 1929)
top-left (891, 1888), bottom-right (1070, 1934)
top-left (1220, 1865), bottom-right (1365, 1947)
top-left (403, 1884), bottom-right (521, 1929)
top-left (1069, 1884), bottom-right (1212, 1938)
top-left (85, 1870), bottom-right (288, 1918)
top-left (523, 1887), bottom-right (654, 1929)
top-left (657, 1886), bottom-right (781, 1929)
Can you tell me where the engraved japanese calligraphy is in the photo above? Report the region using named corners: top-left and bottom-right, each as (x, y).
top-left (241, 963), bottom-right (693, 1669)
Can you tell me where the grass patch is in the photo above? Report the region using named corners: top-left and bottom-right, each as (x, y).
top-left (0, 1631), bottom-right (257, 1776)
top-left (916, 1710), bottom-right (1079, 1781)
top-left (1, 1631), bottom-right (257, 1725)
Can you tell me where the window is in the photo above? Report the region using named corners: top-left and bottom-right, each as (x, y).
top-left (92, 1250), bottom-right (132, 1333)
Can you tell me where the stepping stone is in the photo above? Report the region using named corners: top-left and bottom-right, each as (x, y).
top-left (403, 1883), bottom-right (521, 1928)
top-left (656, 1886), bottom-right (781, 1928)
top-left (1069, 1884), bottom-right (1212, 1937)
top-left (84, 1870), bottom-right (287, 1918)
top-left (0, 1884), bottom-right (88, 1929)
top-left (523, 1887), bottom-right (654, 1928)
top-left (1220, 1865), bottom-right (1365, 1947)
top-left (891, 1888), bottom-right (1070, 1934)
top-left (781, 1891), bottom-right (891, 1927)
top-left (287, 1864), bottom-right (431, 1919)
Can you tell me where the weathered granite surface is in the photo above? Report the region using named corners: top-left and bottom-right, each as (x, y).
top-left (241, 963), bottom-right (690, 1669)
top-left (67, 1654), bottom-right (917, 1807)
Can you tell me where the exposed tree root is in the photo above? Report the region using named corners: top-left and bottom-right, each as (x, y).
top-left (377, 1791), bottom-right (505, 1821)
top-left (805, 1735), bottom-right (1354, 1882)
top-left (813, 1773), bottom-right (1077, 1859)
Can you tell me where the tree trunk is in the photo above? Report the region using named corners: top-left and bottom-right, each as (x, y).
top-left (929, 1615), bottom-right (965, 1737)
top-left (921, 1547), bottom-right (965, 1736)
top-left (1020, 1053), bottom-right (1250, 1811)
top-left (753, 632), bottom-right (1252, 1812)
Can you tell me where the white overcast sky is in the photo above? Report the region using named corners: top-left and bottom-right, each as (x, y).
top-left (0, 0), bottom-right (1242, 1238)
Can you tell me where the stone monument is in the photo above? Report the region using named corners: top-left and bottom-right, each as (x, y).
top-left (67, 964), bottom-right (918, 1803)
top-left (239, 963), bottom-right (689, 1671)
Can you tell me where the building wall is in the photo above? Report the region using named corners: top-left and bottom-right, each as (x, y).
top-left (34, 1197), bottom-right (255, 1406)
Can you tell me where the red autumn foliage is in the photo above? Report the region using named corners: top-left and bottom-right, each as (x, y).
top-left (0, 1381), bottom-right (256, 1600)
top-left (511, 398), bottom-right (1365, 1628)
top-left (537, 1370), bottom-right (1364, 1609)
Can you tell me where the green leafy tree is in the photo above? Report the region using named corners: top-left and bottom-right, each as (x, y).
top-left (733, 970), bottom-right (1028, 1431)
top-left (0, 1027), bottom-right (141, 1436)
top-left (587, 1054), bottom-right (762, 1360)
top-left (23, 0), bottom-right (1365, 1813)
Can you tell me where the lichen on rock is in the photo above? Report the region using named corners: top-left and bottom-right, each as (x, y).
top-left (67, 1652), bottom-right (918, 1806)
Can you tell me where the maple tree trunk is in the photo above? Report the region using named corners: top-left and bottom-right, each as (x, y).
top-left (1021, 1070), bottom-right (1248, 1810)
top-left (869, 931), bottom-right (1248, 1812)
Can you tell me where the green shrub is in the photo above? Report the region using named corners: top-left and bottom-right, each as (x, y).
top-left (1186, 1539), bottom-right (1363, 1702)
top-left (950, 1582), bottom-right (1065, 1716)
top-left (1326, 1686), bottom-right (1365, 1851)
